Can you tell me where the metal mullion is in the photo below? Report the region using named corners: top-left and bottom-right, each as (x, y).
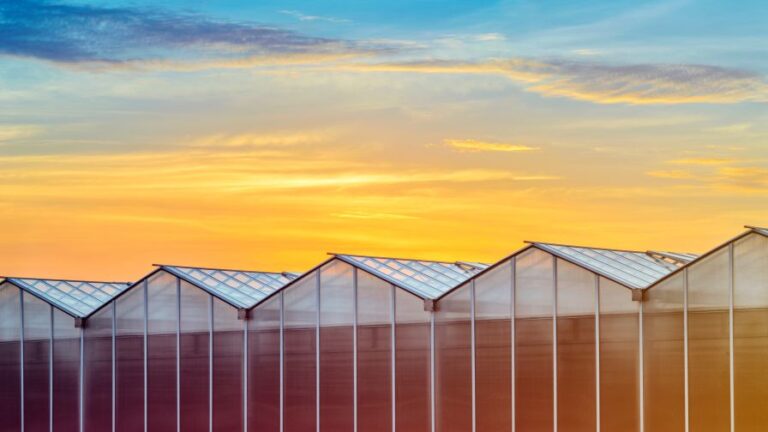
top-left (353, 268), bottom-right (358, 432)
top-left (209, 295), bottom-right (213, 432)
top-left (683, 269), bottom-right (689, 432)
top-left (511, 258), bottom-right (516, 432)
top-left (638, 293), bottom-right (645, 432)
top-left (112, 303), bottom-right (116, 432)
top-left (595, 276), bottom-right (600, 432)
top-left (279, 292), bottom-right (285, 432)
top-left (243, 312), bottom-right (248, 432)
top-left (176, 279), bottom-right (181, 432)
top-left (20, 290), bottom-right (25, 432)
top-left (79, 323), bottom-right (84, 432)
top-left (316, 271), bottom-right (321, 432)
top-left (728, 243), bottom-right (735, 432)
top-left (50, 306), bottom-right (54, 432)
top-left (553, 257), bottom-right (558, 432)
top-left (430, 310), bottom-right (435, 432)
top-left (391, 284), bottom-right (397, 432)
top-left (143, 282), bottom-right (148, 432)
top-left (468, 281), bottom-right (477, 429)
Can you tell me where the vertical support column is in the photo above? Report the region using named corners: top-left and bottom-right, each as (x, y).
top-left (176, 279), bottom-right (181, 432)
top-left (391, 284), bottom-right (397, 432)
top-left (552, 258), bottom-right (558, 432)
top-left (143, 281), bottom-right (148, 432)
top-left (594, 276), bottom-right (600, 432)
top-left (352, 268), bottom-right (359, 432)
top-left (279, 292), bottom-right (285, 432)
top-left (638, 296), bottom-right (644, 432)
top-left (79, 323), bottom-right (85, 432)
top-left (430, 312), bottom-right (435, 432)
top-left (510, 258), bottom-right (516, 432)
top-left (20, 290), bottom-right (25, 432)
top-left (112, 303), bottom-right (116, 432)
top-left (728, 243), bottom-right (735, 432)
top-left (50, 307), bottom-right (54, 432)
top-left (209, 295), bottom-right (213, 432)
top-left (470, 281), bottom-right (477, 432)
top-left (683, 269), bottom-right (689, 432)
top-left (243, 314), bottom-right (249, 432)
top-left (316, 272), bottom-right (321, 432)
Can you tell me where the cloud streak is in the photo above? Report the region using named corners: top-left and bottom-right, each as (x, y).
top-left (443, 139), bottom-right (538, 153)
top-left (348, 58), bottom-right (768, 105)
top-left (0, 0), bottom-right (379, 66)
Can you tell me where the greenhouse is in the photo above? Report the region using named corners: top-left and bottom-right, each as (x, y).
top-left (1, 225), bottom-right (768, 432)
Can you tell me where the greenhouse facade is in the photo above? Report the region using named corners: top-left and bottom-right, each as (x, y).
top-left (1, 225), bottom-right (767, 432)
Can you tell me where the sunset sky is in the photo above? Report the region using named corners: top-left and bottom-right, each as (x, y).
top-left (1, 0), bottom-right (767, 280)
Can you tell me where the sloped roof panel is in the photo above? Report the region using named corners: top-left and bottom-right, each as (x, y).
top-left (6, 278), bottom-right (130, 318)
top-left (333, 254), bottom-right (488, 299)
top-left (160, 265), bottom-right (297, 309)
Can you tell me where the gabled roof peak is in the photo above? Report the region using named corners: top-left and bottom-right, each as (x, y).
top-left (2, 277), bottom-right (130, 318)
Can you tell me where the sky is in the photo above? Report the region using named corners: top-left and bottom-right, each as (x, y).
top-left (1, 0), bottom-right (767, 281)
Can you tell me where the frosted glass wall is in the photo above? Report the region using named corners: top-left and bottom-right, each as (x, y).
top-left (0, 283), bottom-right (22, 432)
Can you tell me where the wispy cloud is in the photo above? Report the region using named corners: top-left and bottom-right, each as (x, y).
top-left (646, 170), bottom-right (696, 179)
top-left (668, 157), bottom-right (736, 165)
top-left (0, 0), bottom-right (379, 67)
top-left (443, 139), bottom-right (538, 153)
top-left (279, 10), bottom-right (349, 24)
top-left (0, 125), bottom-right (40, 143)
top-left (347, 58), bottom-right (768, 105)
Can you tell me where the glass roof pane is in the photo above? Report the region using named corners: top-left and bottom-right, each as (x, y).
top-left (7, 278), bottom-right (130, 318)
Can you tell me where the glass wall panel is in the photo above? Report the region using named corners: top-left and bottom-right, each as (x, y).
top-left (284, 273), bottom-right (318, 432)
top-left (249, 294), bottom-right (281, 432)
top-left (319, 261), bottom-right (354, 432)
top-left (556, 259), bottom-right (596, 432)
top-left (23, 293), bottom-right (51, 432)
top-left (734, 233), bottom-right (768, 430)
top-left (643, 272), bottom-right (684, 432)
top-left (436, 285), bottom-right (471, 432)
top-left (475, 260), bottom-right (512, 432)
top-left (53, 309), bottom-right (80, 432)
top-left (84, 304), bottom-right (113, 432)
top-left (0, 284), bottom-right (21, 432)
top-left (688, 247), bottom-right (730, 432)
top-left (357, 270), bottom-right (392, 432)
top-left (212, 297), bottom-right (243, 432)
top-left (116, 284), bottom-right (145, 432)
top-left (598, 277), bottom-right (639, 432)
top-left (180, 280), bottom-right (210, 432)
top-left (147, 272), bottom-right (178, 432)
top-left (395, 287), bottom-right (431, 432)
top-left (515, 248), bottom-right (554, 432)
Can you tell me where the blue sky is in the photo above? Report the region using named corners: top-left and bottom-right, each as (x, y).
top-left (1, 0), bottom-right (767, 279)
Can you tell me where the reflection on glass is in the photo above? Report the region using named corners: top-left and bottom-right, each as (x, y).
top-left (357, 271), bottom-right (392, 432)
top-left (84, 305), bottom-right (113, 432)
top-left (180, 280), bottom-right (210, 432)
top-left (598, 277), bottom-right (639, 432)
top-left (556, 259), bottom-right (596, 432)
top-left (249, 294), bottom-right (281, 432)
top-left (24, 293), bottom-right (51, 432)
top-left (475, 261), bottom-right (512, 432)
top-left (436, 285), bottom-right (471, 432)
top-left (53, 309), bottom-right (80, 432)
top-left (116, 284), bottom-right (145, 432)
top-left (212, 297), bottom-right (243, 432)
top-left (319, 261), bottom-right (354, 432)
top-left (284, 273), bottom-right (318, 432)
top-left (147, 273), bottom-right (178, 432)
top-left (0, 284), bottom-right (22, 432)
top-left (395, 287), bottom-right (431, 432)
top-left (734, 233), bottom-right (768, 430)
top-left (515, 249), bottom-right (554, 432)
top-left (643, 273), bottom-right (684, 432)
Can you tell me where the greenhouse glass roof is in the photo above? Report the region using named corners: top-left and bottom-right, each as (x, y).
top-left (528, 242), bottom-right (696, 289)
top-left (3, 277), bottom-right (130, 318)
top-left (159, 265), bottom-right (299, 309)
top-left (333, 254), bottom-right (488, 300)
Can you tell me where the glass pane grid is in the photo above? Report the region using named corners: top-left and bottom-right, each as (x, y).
top-left (10, 277), bottom-right (129, 317)
top-left (164, 266), bottom-right (293, 308)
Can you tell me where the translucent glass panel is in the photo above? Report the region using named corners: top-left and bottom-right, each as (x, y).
top-left (212, 297), bottom-right (243, 432)
top-left (515, 248), bottom-right (554, 432)
top-left (436, 285), bottom-right (471, 432)
top-left (356, 271), bottom-right (392, 432)
top-left (687, 247), bottom-right (730, 432)
top-left (475, 261), bottom-right (512, 432)
top-left (284, 273), bottom-right (318, 432)
top-left (116, 284), bottom-right (145, 432)
top-left (84, 304), bottom-right (113, 432)
top-left (147, 273), bottom-right (178, 432)
top-left (319, 261), bottom-right (354, 432)
top-left (598, 277), bottom-right (639, 432)
top-left (0, 284), bottom-right (21, 432)
top-left (643, 272), bottom-right (684, 432)
top-left (23, 293), bottom-right (51, 432)
top-left (556, 259), bottom-right (596, 432)
top-left (180, 280), bottom-right (210, 432)
top-left (734, 233), bottom-right (768, 430)
top-left (395, 287), bottom-right (431, 432)
top-left (53, 309), bottom-right (80, 432)
top-left (249, 294), bottom-right (281, 432)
